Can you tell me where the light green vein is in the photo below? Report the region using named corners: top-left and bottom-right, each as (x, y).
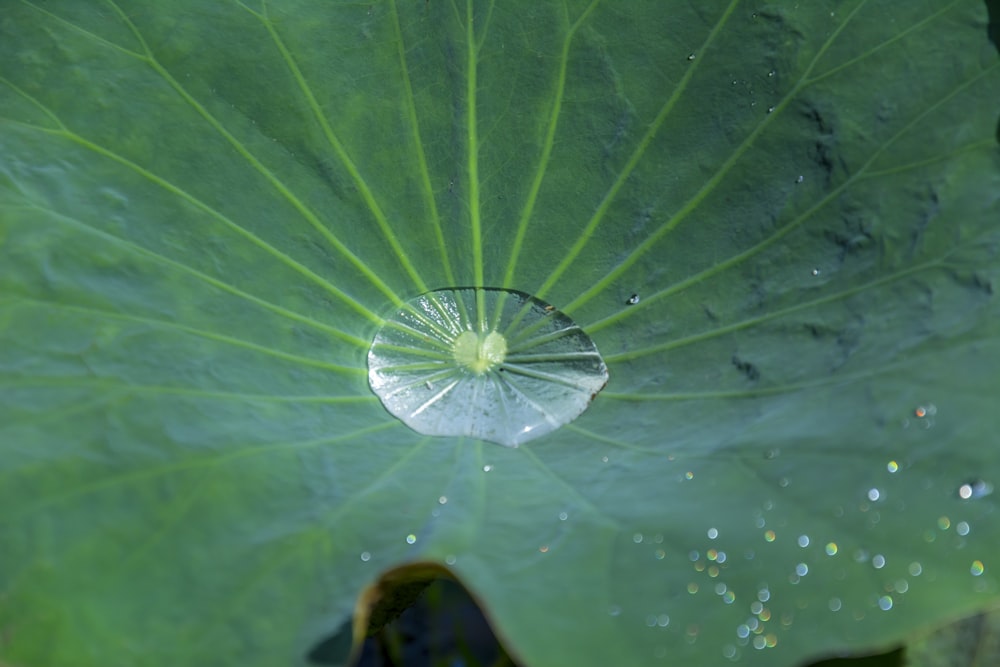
top-left (2, 421), bottom-right (400, 523)
top-left (9, 201), bottom-right (369, 348)
top-left (183, 436), bottom-right (432, 650)
top-left (246, 1), bottom-right (430, 294)
top-left (499, 0), bottom-right (602, 290)
top-left (389, 0), bottom-right (456, 287)
top-left (0, 74), bottom-right (383, 326)
top-left (102, 0), bottom-right (406, 307)
top-left (804, 0), bottom-right (964, 87)
top-left (475, 0), bottom-right (497, 54)
top-left (602, 258), bottom-right (945, 363)
top-left (584, 58), bottom-right (999, 335)
top-left (602, 359), bottom-right (906, 402)
top-left (561, 0), bottom-right (874, 314)
top-left (563, 423), bottom-right (662, 455)
top-left (0, 377), bottom-right (375, 404)
top-left (533, 0), bottom-right (741, 302)
top-left (465, 0), bottom-right (485, 327)
top-left (6, 296), bottom-right (367, 375)
top-left (518, 445), bottom-right (618, 527)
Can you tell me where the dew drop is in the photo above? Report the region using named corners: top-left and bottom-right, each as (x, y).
top-left (828, 597), bottom-right (842, 612)
top-left (687, 53), bottom-right (696, 60)
top-left (971, 560), bottom-right (985, 576)
top-left (795, 563), bottom-right (809, 577)
top-left (958, 479), bottom-right (993, 500)
top-left (708, 527), bottom-right (719, 540)
top-left (887, 460), bottom-right (899, 473)
top-left (438, 495), bottom-right (448, 504)
top-left (360, 551), bottom-right (371, 562)
top-left (796, 175), bottom-right (804, 184)
top-left (868, 488), bottom-right (881, 502)
top-left (957, 521), bottom-right (970, 536)
top-left (558, 511), bottom-right (568, 521)
top-left (406, 534), bottom-right (417, 545)
top-left (797, 535), bottom-right (810, 548)
top-left (626, 293), bottom-right (640, 305)
top-left (872, 554), bottom-right (886, 569)
top-left (825, 542), bottom-right (838, 556)
top-left (878, 595), bottom-right (893, 611)
top-left (367, 288), bottom-right (608, 447)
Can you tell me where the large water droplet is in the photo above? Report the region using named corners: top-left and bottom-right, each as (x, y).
top-left (367, 288), bottom-right (609, 447)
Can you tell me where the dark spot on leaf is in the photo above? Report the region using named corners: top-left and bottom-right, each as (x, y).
top-left (731, 354), bottom-right (760, 382)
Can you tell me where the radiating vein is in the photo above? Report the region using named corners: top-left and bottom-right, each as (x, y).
top-left (389, 0), bottom-right (456, 287)
top-left (245, 1), bottom-right (431, 294)
top-left (0, 74), bottom-right (382, 325)
top-left (561, 0), bottom-right (875, 314)
top-left (102, 0), bottom-right (406, 307)
top-left (585, 58), bottom-right (999, 335)
top-left (8, 201), bottom-right (369, 348)
top-left (458, 1), bottom-right (487, 326)
top-left (533, 0), bottom-right (741, 302)
top-left (6, 296), bottom-right (366, 375)
top-left (497, 0), bottom-right (602, 321)
top-left (603, 258), bottom-right (945, 363)
top-left (183, 435), bottom-right (431, 650)
top-left (2, 422), bottom-right (400, 523)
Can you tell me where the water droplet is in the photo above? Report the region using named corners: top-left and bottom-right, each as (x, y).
top-left (609, 605), bottom-right (621, 617)
top-left (654, 548), bottom-right (666, 560)
top-left (626, 293), bottom-right (640, 305)
top-left (736, 623), bottom-right (751, 639)
top-left (811, 268), bottom-right (821, 276)
top-left (957, 521), bottom-right (970, 536)
top-left (360, 551), bottom-right (371, 562)
top-left (687, 582), bottom-right (699, 594)
top-left (634, 533), bottom-right (644, 544)
top-left (438, 495), bottom-right (448, 504)
top-left (768, 69), bottom-right (776, 77)
top-left (795, 563), bottom-right (809, 576)
top-left (909, 562), bottom-right (923, 576)
top-left (558, 511), bottom-right (568, 521)
top-left (825, 542), bottom-right (838, 556)
top-left (796, 175), bottom-right (804, 183)
top-left (767, 106), bottom-right (775, 113)
top-left (887, 460), bottom-right (899, 473)
top-left (797, 535), bottom-right (810, 548)
top-left (971, 560), bottom-right (985, 576)
top-left (872, 554), bottom-right (886, 569)
top-left (708, 527), bottom-right (719, 539)
top-left (482, 464), bottom-right (493, 472)
top-left (406, 534), bottom-right (417, 544)
top-left (657, 613), bottom-right (670, 627)
top-left (689, 550), bottom-right (700, 562)
top-left (445, 554), bottom-right (457, 565)
top-left (958, 479), bottom-right (993, 500)
top-left (828, 597), bottom-right (842, 611)
top-left (751, 601), bottom-right (763, 615)
top-left (879, 595), bottom-right (893, 611)
top-left (757, 588), bottom-right (770, 602)
top-left (764, 530), bottom-right (776, 542)
top-left (938, 516), bottom-right (951, 530)
top-left (367, 288), bottom-right (608, 447)
top-left (868, 488), bottom-right (881, 501)
top-left (894, 579), bottom-right (909, 594)
top-left (687, 53), bottom-right (696, 61)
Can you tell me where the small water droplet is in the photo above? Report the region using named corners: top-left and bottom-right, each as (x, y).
top-left (764, 530), bottom-right (776, 542)
top-left (558, 511), bottom-right (568, 521)
top-left (795, 175), bottom-right (804, 184)
top-left (626, 293), bottom-right (640, 305)
top-left (909, 562), bottom-right (923, 576)
top-left (657, 613), bottom-right (670, 627)
top-left (634, 533), bottom-right (644, 544)
top-left (878, 595), bottom-right (893, 611)
top-left (887, 460), bottom-right (899, 473)
top-left (797, 535), bottom-right (810, 548)
top-left (708, 527), bottom-right (719, 540)
top-left (825, 542), bottom-right (838, 556)
top-left (406, 534), bottom-right (417, 544)
top-left (687, 582), bottom-right (699, 594)
top-left (894, 579), bottom-right (909, 594)
top-left (795, 563), bottom-right (809, 576)
top-left (811, 268), bottom-right (820, 276)
top-left (445, 554), bottom-right (457, 565)
top-left (360, 551), bottom-right (371, 562)
top-left (958, 479), bottom-right (993, 500)
top-left (609, 605), bottom-right (621, 617)
top-left (971, 560), bottom-right (985, 576)
top-left (483, 464), bottom-right (493, 472)
top-left (758, 588), bottom-right (770, 602)
top-left (687, 53), bottom-right (696, 61)
top-left (938, 516), bottom-right (951, 530)
top-left (438, 495), bottom-right (448, 504)
top-left (868, 488), bottom-right (881, 502)
top-left (767, 106), bottom-right (775, 113)
top-left (873, 554), bottom-right (886, 569)
top-left (768, 69), bottom-right (776, 77)
top-left (828, 597), bottom-right (842, 611)
top-left (957, 521), bottom-right (970, 536)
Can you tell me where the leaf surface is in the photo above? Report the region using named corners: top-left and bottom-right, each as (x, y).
top-left (2, 1), bottom-right (999, 666)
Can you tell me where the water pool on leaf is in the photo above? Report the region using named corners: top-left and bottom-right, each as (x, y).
top-left (367, 288), bottom-right (608, 447)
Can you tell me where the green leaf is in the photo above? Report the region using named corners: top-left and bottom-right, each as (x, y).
top-left (2, 1), bottom-right (999, 666)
